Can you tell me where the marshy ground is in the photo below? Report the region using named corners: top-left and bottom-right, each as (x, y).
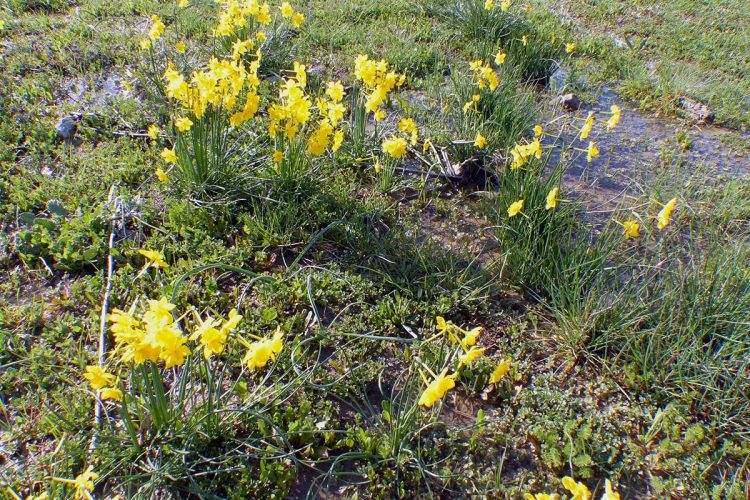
top-left (1, 0), bottom-right (748, 498)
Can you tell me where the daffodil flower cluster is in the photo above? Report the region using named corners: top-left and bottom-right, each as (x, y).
top-left (110, 298), bottom-right (191, 368)
top-left (267, 62), bottom-right (312, 140)
top-left (214, 0), bottom-right (272, 37)
top-left (469, 59), bottom-right (499, 91)
top-left (164, 50), bottom-right (262, 126)
top-left (509, 137), bottom-right (543, 169)
top-left (353, 54), bottom-right (406, 122)
top-left (305, 80), bottom-right (347, 155)
top-left (418, 317), bottom-right (511, 408)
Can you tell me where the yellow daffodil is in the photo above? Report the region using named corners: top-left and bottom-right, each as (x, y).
top-left (463, 93), bottom-right (480, 112)
top-left (326, 80), bottom-right (345, 102)
top-left (522, 35), bottom-right (528, 46)
top-left (178, 0), bottom-right (188, 6)
top-left (657, 197), bottom-right (677, 230)
top-left (501, 0), bottom-right (511, 11)
top-left (139, 249), bottom-right (168, 268)
top-left (562, 477), bottom-right (591, 500)
top-left (273, 150), bottom-right (283, 163)
top-left (84, 365), bottom-right (116, 391)
top-left (280, 1), bottom-right (294, 18)
top-left (622, 219), bottom-right (640, 239)
top-left (398, 117), bottom-right (419, 145)
top-left (545, 186), bottom-right (559, 209)
top-left (243, 327), bottom-right (284, 370)
top-left (176, 41), bottom-right (186, 54)
top-left (175, 116), bottom-right (193, 131)
top-left (374, 157), bottom-right (381, 173)
top-left (580, 111), bottom-right (594, 139)
top-left (100, 387), bottom-right (123, 401)
top-left (508, 199), bottom-right (524, 217)
top-left (495, 50), bottom-right (507, 65)
top-left (147, 124), bottom-right (160, 139)
top-left (606, 104), bottom-right (621, 130)
top-left (140, 39), bottom-right (151, 50)
top-left (52, 465), bottom-right (98, 500)
top-left (533, 124), bottom-right (543, 137)
top-left (489, 359), bottom-right (511, 383)
top-left (485, 0), bottom-right (494, 9)
top-left (161, 147), bottom-right (177, 163)
top-left (148, 14), bottom-right (165, 41)
top-left (418, 368), bottom-right (457, 408)
top-left (256, 31), bottom-right (267, 42)
top-left (462, 326), bottom-right (481, 347)
top-left (586, 141), bottom-right (599, 162)
top-left (155, 168), bottom-right (169, 183)
top-left (474, 132), bottom-right (488, 149)
top-left (566, 42), bottom-right (576, 54)
top-left (292, 12), bottom-right (305, 27)
top-left (459, 346), bottom-right (486, 366)
top-left (524, 494), bottom-right (559, 500)
top-left (383, 136), bottom-right (408, 158)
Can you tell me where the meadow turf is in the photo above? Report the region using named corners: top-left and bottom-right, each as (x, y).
top-left (1, 0), bottom-right (749, 498)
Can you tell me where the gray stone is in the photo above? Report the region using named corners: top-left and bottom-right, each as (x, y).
top-left (55, 116), bottom-right (78, 140)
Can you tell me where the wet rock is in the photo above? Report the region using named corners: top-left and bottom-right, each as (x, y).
top-left (678, 97), bottom-right (713, 124)
top-left (55, 114), bottom-right (81, 141)
top-left (559, 93), bottom-right (581, 111)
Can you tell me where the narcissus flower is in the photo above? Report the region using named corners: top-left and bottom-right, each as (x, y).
top-left (459, 346), bottom-right (486, 366)
top-left (155, 168), bottom-right (169, 183)
top-left (562, 477), bottom-right (591, 500)
top-left (139, 249), bottom-right (168, 268)
top-left (374, 157), bottom-right (381, 173)
top-left (501, 0), bottom-right (511, 11)
top-left (280, 1), bottom-right (294, 17)
top-left (524, 494), bottom-right (558, 500)
top-left (383, 136), bottom-right (407, 158)
top-left (495, 50), bottom-right (507, 65)
top-left (580, 111), bottom-right (594, 139)
top-left (474, 132), bottom-right (487, 149)
top-left (607, 104), bottom-right (621, 130)
top-left (656, 197), bottom-right (677, 230)
top-left (84, 366), bottom-right (115, 391)
top-left (398, 117), bottom-right (419, 145)
top-left (419, 368), bottom-right (457, 407)
top-left (148, 14), bottom-right (165, 41)
top-left (565, 42), bottom-right (576, 54)
top-left (489, 359), bottom-right (511, 383)
top-left (273, 150), bottom-right (283, 163)
top-left (522, 35), bottom-right (528, 46)
top-left (463, 93), bottom-right (480, 112)
top-left (485, 0), bottom-right (494, 9)
top-left (140, 39), bottom-right (151, 50)
top-left (586, 141), bottom-right (599, 162)
top-left (53, 465), bottom-right (98, 500)
top-left (292, 12), bottom-right (304, 27)
top-left (178, 0), bottom-right (188, 6)
top-left (176, 41), bottom-right (186, 53)
top-left (161, 147), bottom-right (177, 163)
top-left (326, 81), bottom-right (345, 102)
top-left (147, 124), bottom-right (160, 139)
top-left (533, 124), bottom-right (543, 137)
top-left (602, 480), bottom-right (621, 500)
top-left (507, 199), bottom-right (524, 217)
top-left (546, 187), bottom-right (559, 210)
top-left (622, 219), bottom-right (640, 239)
top-left (243, 327), bottom-right (284, 370)
top-left (175, 116), bottom-right (193, 131)
top-left (100, 387), bottom-right (123, 402)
